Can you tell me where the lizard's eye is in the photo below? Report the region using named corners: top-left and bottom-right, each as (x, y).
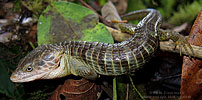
top-left (26, 66), bottom-right (33, 72)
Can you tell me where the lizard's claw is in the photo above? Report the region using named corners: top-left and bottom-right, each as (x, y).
top-left (159, 29), bottom-right (194, 56)
top-left (172, 33), bottom-right (194, 56)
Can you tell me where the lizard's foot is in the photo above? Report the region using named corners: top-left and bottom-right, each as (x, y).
top-left (172, 32), bottom-right (194, 56)
top-left (159, 29), bottom-right (194, 56)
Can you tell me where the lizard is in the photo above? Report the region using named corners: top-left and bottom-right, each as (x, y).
top-left (10, 9), bottom-right (191, 82)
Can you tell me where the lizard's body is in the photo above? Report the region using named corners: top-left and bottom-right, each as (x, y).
top-left (10, 9), bottom-right (188, 82)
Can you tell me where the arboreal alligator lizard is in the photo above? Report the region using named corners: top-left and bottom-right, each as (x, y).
top-left (10, 9), bottom-right (190, 82)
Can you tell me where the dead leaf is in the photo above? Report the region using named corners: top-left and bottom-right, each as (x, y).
top-left (173, 23), bottom-right (188, 32)
top-left (181, 9), bottom-right (202, 100)
top-left (111, 0), bottom-right (128, 14)
top-left (28, 24), bottom-right (37, 46)
top-left (50, 78), bottom-right (102, 100)
top-left (101, 1), bottom-right (121, 21)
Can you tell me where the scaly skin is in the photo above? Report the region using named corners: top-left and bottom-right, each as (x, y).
top-left (10, 9), bottom-right (190, 82)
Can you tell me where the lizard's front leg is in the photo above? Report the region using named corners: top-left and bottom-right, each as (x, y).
top-left (68, 57), bottom-right (98, 80)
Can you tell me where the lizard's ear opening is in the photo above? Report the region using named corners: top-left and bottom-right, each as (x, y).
top-left (42, 52), bottom-right (55, 61)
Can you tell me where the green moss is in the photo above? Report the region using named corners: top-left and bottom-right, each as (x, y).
top-left (158, 0), bottom-right (175, 19)
top-left (168, 0), bottom-right (202, 25)
top-left (127, 0), bottom-right (146, 12)
top-left (21, 0), bottom-right (45, 16)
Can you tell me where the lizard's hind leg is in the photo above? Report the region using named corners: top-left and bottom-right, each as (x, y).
top-left (158, 29), bottom-right (194, 56)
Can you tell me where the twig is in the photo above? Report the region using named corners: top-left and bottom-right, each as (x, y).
top-left (79, 0), bottom-right (113, 27)
top-left (129, 76), bottom-right (145, 100)
top-left (160, 41), bottom-right (200, 58)
top-left (106, 26), bottom-right (131, 42)
top-left (125, 83), bottom-right (129, 100)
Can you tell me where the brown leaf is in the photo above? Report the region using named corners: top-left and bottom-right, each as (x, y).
top-left (101, 1), bottom-right (121, 21)
top-left (111, 0), bottom-right (128, 14)
top-left (181, 9), bottom-right (202, 100)
top-left (28, 24), bottom-right (37, 46)
top-left (50, 78), bottom-right (102, 100)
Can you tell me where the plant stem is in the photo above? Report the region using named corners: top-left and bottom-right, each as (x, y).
top-left (129, 76), bottom-right (145, 100)
top-left (113, 77), bottom-right (117, 100)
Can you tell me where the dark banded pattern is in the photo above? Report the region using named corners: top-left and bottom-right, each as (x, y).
top-left (51, 9), bottom-right (162, 76)
top-left (12, 9), bottom-right (193, 83)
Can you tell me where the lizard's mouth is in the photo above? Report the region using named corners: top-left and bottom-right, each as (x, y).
top-left (10, 71), bottom-right (49, 83)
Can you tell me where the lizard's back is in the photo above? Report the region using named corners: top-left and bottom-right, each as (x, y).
top-left (67, 9), bottom-right (161, 75)
top-left (10, 9), bottom-right (162, 82)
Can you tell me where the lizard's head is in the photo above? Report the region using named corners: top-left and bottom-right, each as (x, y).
top-left (10, 45), bottom-right (67, 82)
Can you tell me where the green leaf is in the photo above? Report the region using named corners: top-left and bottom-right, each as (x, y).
top-left (0, 46), bottom-right (24, 99)
top-left (0, 61), bottom-right (15, 98)
top-left (37, 1), bottom-right (113, 45)
top-left (81, 23), bottom-right (113, 43)
top-left (36, 1), bottom-right (114, 99)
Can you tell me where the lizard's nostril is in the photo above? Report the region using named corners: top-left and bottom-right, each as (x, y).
top-left (10, 74), bottom-right (17, 82)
